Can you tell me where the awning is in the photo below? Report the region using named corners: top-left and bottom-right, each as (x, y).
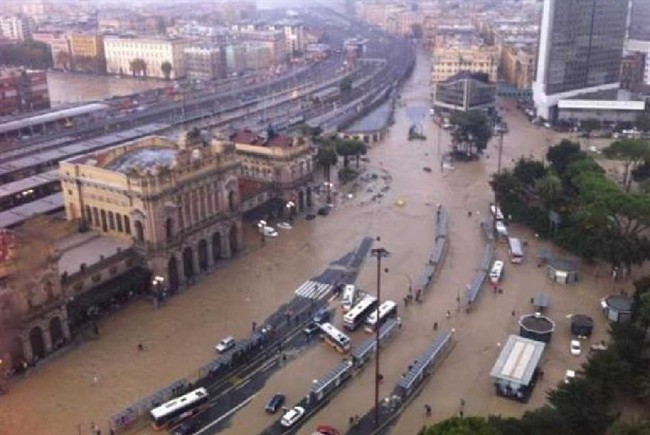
top-left (67, 267), bottom-right (150, 312)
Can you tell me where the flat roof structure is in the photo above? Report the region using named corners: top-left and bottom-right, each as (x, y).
top-left (490, 335), bottom-right (545, 386)
top-left (343, 101), bottom-right (392, 134)
top-left (0, 123), bottom-right (170, 178)
top-left (0, 103), bottom-right (110, 135)
top-left (105, 148), bottom-right (178, 173)
top-left (310, 360), bottom-right (353, 396)
top-left (56, 232), bottom-right (133, 276)
top-left (0, 192), bottom-right (63, 228)
top-left (0, 169), bottom-right (59, 199)
top-left (397, 330), bottom-right (453, 393)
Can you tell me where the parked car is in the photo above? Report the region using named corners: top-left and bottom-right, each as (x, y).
top-left (280, 406), bottom-right (305, 427)
top-left (173, 421), bottom-right (198, 435)
top-left (312, 307), bottom-right (331, 324)
top-left (262, 226), bottom-right (278, 238)
top-left (303, 322), bottom-right (320, 336)
top-left (495, 221), bottom-right (508, 238)
top-left (265, 393), bottom-right (286, 414)
top-left (317, 206), bottom-right (330, 216)
top-left (564, 369), bottom-right (576, 384)
top-left (570, 339), bottom-right (582, 356)
top-left (216, 336), bottom-right (236, 353)
top-left (277, 222), bottom-right (293, 230)
top-left (305, 213), bottom-right (316, 220)
top-left (316, 424), bottom-right (341, 435)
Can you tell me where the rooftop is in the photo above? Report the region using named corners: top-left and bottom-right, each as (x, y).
top-left (490, 335), bottom-right (545, 385)
top-left (605, 295), bottom-right (634, 312)
top-left (104, 147), bottom-right (178, 174)
top-left (57, 232), bottom-right (132, 276)
top-left (343, 101), bottom-right (392, 134)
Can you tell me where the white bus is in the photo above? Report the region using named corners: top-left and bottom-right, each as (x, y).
top-left (149, 387), bottom-right (209, 430)
top-left (508, 237), bottom-right (524, 264)
top-left (364, 300), bottom-right (398, 333)
top-left (340, 284), bottom-right (359, 312)
top-left (343, 295), bottom-right (378, 331)
top-left (319, 322), bottom-right (351, 353)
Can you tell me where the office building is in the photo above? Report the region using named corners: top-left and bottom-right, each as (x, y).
top-left (533, 0), bottom-right (628, 121)
top-left (104, 37), bottom-right (193, 79)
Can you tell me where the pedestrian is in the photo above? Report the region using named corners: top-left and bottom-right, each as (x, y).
top-left (497, 342), bottom-right (502, 349)
top-left (459, 410), bottom-right (464, 418)
top-left (349, 416), bottom-right (354, 426)
top-left (511, 310), bottom-right (516, 317)
top-left (425, 404), bottom-right (432, 416)
top-left (93, 375), bottom-right (99, 385)
top-left (397, 317), bottom-right (402, 329)
top-left (137, 343), bottom-right (144, 351)
top-left (445, 310), bottom-right (451, 320)
top-left (252, 321), bottom-right (257, 332)
top-left (282, 353), bottom-right (287, 362)
top-left (404, 296), bottom-right (408, 307)
top-left (467, 211), bottom-right (472, 217)
top-left (433, 321), bottom-right (438, 331)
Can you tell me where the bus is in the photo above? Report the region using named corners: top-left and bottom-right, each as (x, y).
top-left (340, 284), bottom-right (359, 312)
top-left (149, 387), bottom-right (209, 430)
top-left (508, 237), bottom-right (524, 264)
top-left (364, 300), bottom-right (397, 333)
top-left (319, 322), bottom-right (351, 353)
top-left (343, 295), bottom-right (378, 331)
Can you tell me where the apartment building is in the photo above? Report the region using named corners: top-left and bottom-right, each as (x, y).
top-left (184, 46), bottom-right (227, 81)
top-left (104, 37), bottom-right (193, 79)
top-left (0, 68), bottom-right (49, 116)
top-left (69, 34), bottom-right (106, 73)
top-left (432, 45), bottom-right (498, 83)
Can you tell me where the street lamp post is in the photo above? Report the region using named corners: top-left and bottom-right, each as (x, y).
top-left (493, 131), bottom-right (505, 238)
top-left (152, 275), bottom-right (165, 306)
top-left (286, 201), bottom-right (295, 222)
top-left (257, 220), bottom-right (267, 244)
top-left (371, 244), bottom-right (390, 427)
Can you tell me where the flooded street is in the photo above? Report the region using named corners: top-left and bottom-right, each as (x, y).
top-left (47, 71), bottom-right (166, 106)
top-left (0, 49), bottom-right (633, 435)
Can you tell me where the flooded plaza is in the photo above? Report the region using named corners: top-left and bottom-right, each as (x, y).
top-left (0, 49), bottom-right (635, 435)
top-left (47, 71), bottom-right (166, 107)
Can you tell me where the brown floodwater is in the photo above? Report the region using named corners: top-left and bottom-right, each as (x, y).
top-left (0, 49), bottom-right (638, 435)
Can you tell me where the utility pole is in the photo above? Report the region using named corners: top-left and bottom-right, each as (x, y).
top-left (437, 122), bottom-right (442, 172)
top-left (493, 131), bottom-right (504, 238)
top-left (371, 245), bottom-right (390, 427)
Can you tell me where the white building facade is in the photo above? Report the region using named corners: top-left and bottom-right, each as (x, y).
top-left (104, 37), bottom-right (193, 79)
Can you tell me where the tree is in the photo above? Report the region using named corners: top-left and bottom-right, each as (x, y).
top-left (536, 172), bottom-right (563, 208)
top-left (421, 417), bottom-right (500, 435)
top-left (547, 377), bottom-right (614, 435)
top-left (513, 157), bottom-right (546, 187)
top-left (450, 110), bottom-right (493, 155)
top-left (546, 140), bottom-right (586, 176)
top-left (314, 145), bottom-right (338, 186)
top-left (335, 139), bottom-right (357, 168)
top-left (638, 292), bottom-right (650, 332)
top-left (161, 61), bottom-right (173, 80)
top-left (601, 139), bottom-right (650, 191)
top-left (129, 58), bottom-right (147, 77)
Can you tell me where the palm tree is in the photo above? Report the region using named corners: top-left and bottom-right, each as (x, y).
top-left (315, 145), bottom-right (338, 203)
top-left (129, 58), bottom-right (147, 77)
top-left (161, 61), bottom-right (173, 80)
top-left (335, 139), bottom-right (357, 168)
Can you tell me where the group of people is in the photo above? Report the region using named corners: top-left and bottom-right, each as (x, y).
top-left (403, 287), bottom-right (423, 306)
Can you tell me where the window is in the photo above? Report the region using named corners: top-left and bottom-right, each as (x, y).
top-left (124, 216), bottom-right (131, 234)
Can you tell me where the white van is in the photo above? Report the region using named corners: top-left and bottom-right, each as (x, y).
top-left (340, 284), bottom-right (358, 312)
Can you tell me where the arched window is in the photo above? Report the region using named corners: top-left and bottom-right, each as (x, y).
top-left (228, 190), bottom-right (236, 211)
top-left (134, 221), bottom-right (144, 242)
top-left (108, 212), bottom-right (115, 230)
top-left (85, 205), bottom-right (92, 225)
top-left (116, 214), bottom-right (123, 232)
top-left (124, 215), bottom-right (131, 235)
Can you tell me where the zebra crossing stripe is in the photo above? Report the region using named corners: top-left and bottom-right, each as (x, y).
top-left (294, 280), bottom-right (333, 300)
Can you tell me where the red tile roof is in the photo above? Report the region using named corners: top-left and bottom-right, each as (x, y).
top-left (229, 130), bottom-right (261, 145)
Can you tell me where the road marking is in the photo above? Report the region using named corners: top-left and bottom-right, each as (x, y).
top-left (192, 394), bottom-right (256, 435)
top-left (294, 280), bottom-right (333, 300)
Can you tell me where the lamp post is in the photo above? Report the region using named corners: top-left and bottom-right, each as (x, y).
top-left (152, 275), bottom-right (165, 305)
top-left (371, 243), bottom-right (390, 427)
top-left (286, 201), bottom-right (295, 222)
top-left (257, 220), bottom-right (266, 244)
top-left (493, 131), bottom-right (505, 238)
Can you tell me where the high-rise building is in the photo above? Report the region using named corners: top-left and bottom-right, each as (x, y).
top-left (0, 15), bottom-right (33, 41)
top-left (533, 0), bottom-right (628, 121)
top-left (628, 0), bottom-right (650, 42)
